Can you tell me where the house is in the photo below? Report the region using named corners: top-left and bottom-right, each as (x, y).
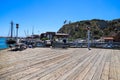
top-left (40, 32), bottom-right (69, 41)
top-left (54, 33), bottom-right (69, 42)
top-left (40, 32), bottom-right (55, 40)
top-left (102, 37), bottom-right (114, 42)
top-left (55, 33), bottom-right (69, 38)
top-left (101, 31), bottom-right (120, 42)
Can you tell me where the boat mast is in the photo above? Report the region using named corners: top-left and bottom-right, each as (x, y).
top-left (32, 26), bottom-right (34, 40)
top-left (32, 26), bottom-right (34, 35)
top-left (10, 21), bottom-right (13, 38)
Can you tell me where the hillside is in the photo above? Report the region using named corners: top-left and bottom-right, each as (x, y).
top-left (58, 19), bottom-right (120, 40)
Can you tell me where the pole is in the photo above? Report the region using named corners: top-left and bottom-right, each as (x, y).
top-left (11, 21), bottom-right (13, 38)
top-left (32, 26), bottom-right (34, 41)
top-left (87, 27), bottom-right (91, 50)
top-left (32, 26), bottom-right (34, 35)
top-left (16, 24), bottom-right (19, 43)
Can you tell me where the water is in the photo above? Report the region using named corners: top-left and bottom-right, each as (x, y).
top-left (0, 37), bottom-right (8, 50)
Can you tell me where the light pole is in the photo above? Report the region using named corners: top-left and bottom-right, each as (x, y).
top-left (87, 26), bottom-right (91, 50)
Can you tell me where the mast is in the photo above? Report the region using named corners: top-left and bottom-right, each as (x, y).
top-left (6, 21), bottom-right (16, 45)
top-left (10, 21), bottom-right (13, 38)
top-left (32, 26), bottom-right (34, 35)
top-left (32, 26), bottom-right (34, 40)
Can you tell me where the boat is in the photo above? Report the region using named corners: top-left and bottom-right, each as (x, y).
top-left (6, 21), bottom-right (16, 46)
top-left (6, 38), bottom-right (16, 44)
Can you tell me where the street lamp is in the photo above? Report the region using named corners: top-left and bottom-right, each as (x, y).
top-left (16, 24), bottom-right (19, 43)
top-left (87, 26), bottom-right (91, 50)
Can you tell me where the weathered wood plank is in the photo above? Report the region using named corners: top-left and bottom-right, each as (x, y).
top-left (92, 50), bottom-right (109, 80)
top-left (113, 50), bottom-right (120, 80)
top-left (68, 50), bottom-right (101, 80)
top-left (0, 48), bottom-right (119, 80)
top-left (57, 50), bottom-right (98, 80)
top-left (29, 49), bottom-right (91, 80)
top-left (109, 50), bottom-right (117, 80)
top-left (82, 50), bottom-right (105, 80)
top-left (101, 50), bottom-right (111, 80)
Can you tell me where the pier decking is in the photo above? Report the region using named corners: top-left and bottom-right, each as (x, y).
top-left (0, 48), bottom-right (120, 80)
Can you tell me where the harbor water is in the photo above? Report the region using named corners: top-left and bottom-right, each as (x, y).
top-left (0, 37), bottom-right (8, 50)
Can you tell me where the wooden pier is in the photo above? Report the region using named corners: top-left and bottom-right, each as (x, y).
top-left (0, 48), bottom-right (120, 80)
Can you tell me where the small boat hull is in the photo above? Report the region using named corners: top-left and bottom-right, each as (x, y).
top-left (6, 38), bottom-right (16, 45)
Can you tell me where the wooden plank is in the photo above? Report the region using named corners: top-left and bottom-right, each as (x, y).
top-left (114, 50), bottom-right (120, 80)
top-left (0, 49), bottom-right (55, 74)
top-left (1, 51), bottom-right (71, 80)
top-left (101, 62), bottom-right (110, 80)
top-left (117, 50), bottom-right (120, 80)
top-left (57, 50), bottom-right (97, 80)
top-left (0, 48), bottom-right (119, 80)
top-left (75, 50), bottom-right (100, 80)
top-left (92, 50), bottom-right (110, 80)
top-left (19, 49), bottom-right (88, 80)
top-left (109, 49), bottom-right (117, 80)
top-left (0, 52), bottom-right (69, 79)
top-left (6, 54), bottom-right (69, 80)
top-left (82, 49), bottom-right (105, 80)
top-left (101, 50), bottom-right (111, 80)
top-left (31, 49), bottom-right (92, 80)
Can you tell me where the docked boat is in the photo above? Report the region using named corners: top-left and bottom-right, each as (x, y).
top-left (6, 21), bottom-right (16, 46)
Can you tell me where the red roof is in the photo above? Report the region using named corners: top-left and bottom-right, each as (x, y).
top-left (103, 37), bottom-right (114, 40)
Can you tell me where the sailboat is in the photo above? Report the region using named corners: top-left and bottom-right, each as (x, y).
top-left (6, 21), bottom-right (16, 45)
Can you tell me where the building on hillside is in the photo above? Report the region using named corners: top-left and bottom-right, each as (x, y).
top-left (40, 32), bottom-right (55, 40)
top-left (55, 33), bottom-right (69, 38)
top-left (101, 31), bottom-right (120, 42)
top-left (54, 33), bottom-right (69, 42)
top-left (102, 37), bottom-right (114, 42)
top-left (40, 32), bottom-right (69, 41)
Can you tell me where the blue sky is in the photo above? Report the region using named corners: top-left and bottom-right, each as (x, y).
top-left (0, 0), bottom-right (120, 37)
